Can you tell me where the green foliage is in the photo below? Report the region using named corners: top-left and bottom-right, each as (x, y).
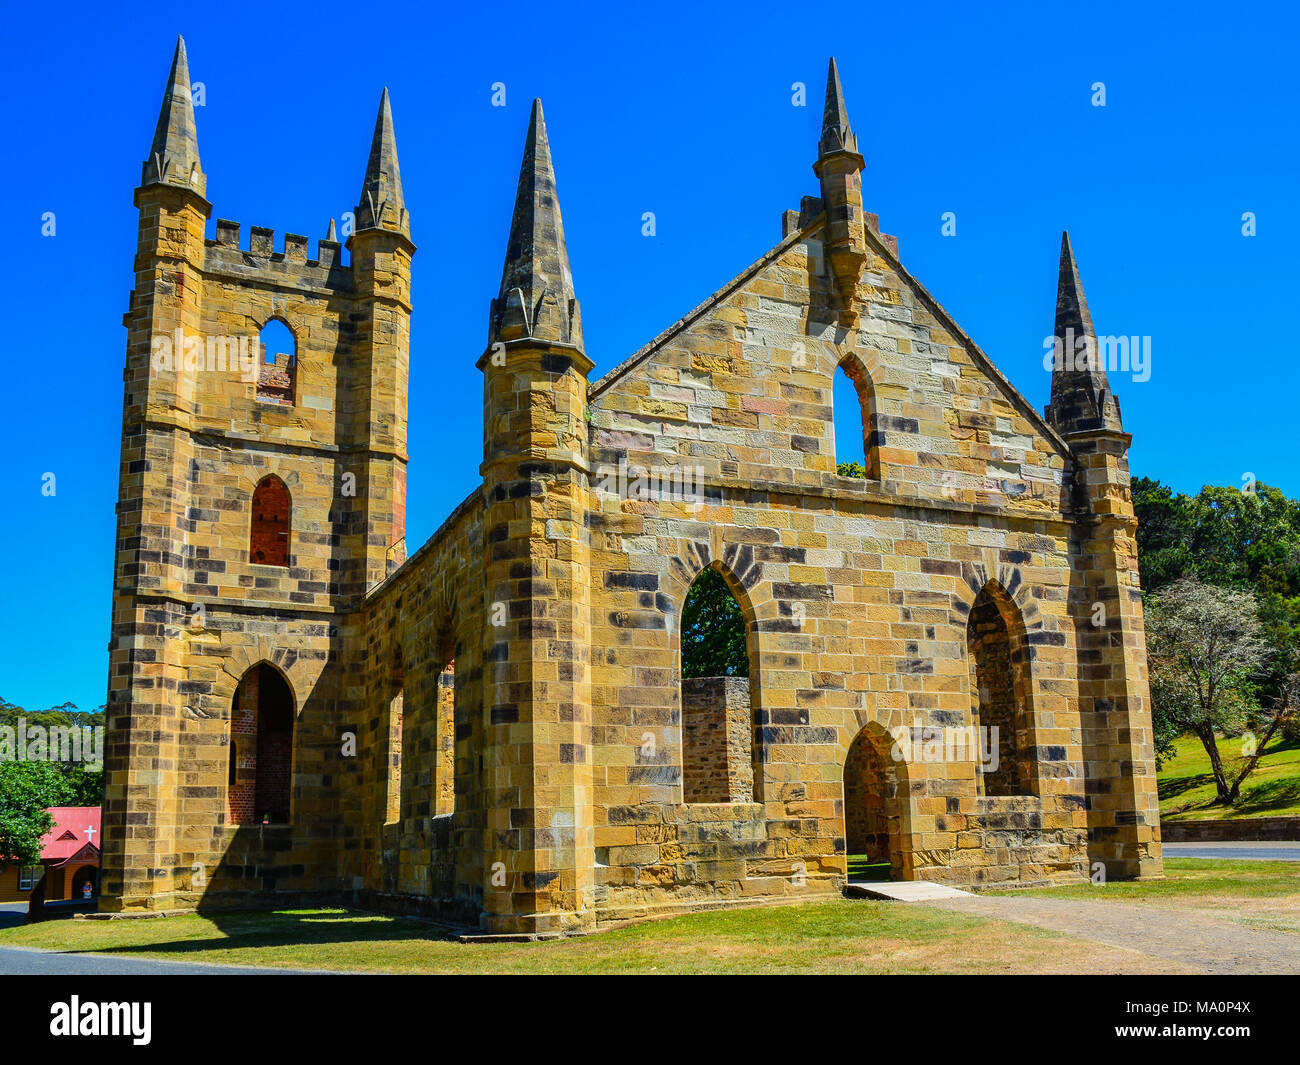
top-left (63, 766), bottom-right (103, 806)
top-left (1134, 479), bottom-right (1300, 666)
top-left (0, 761), bottom-right (75, 867)
top-left (1151, 706), bottom-right (1182, 771)
top-left (837, 461), bottom-right (868, 479)
top-left (1144, 576), bottom-right (1300, 804)
top-left (681, 568), bottom-right (749, 678)
top-left (0, 697), bottom-right (105, 732)
top-left (0, 697), bottom-right (105, 863)
top-left (1135, 478), bottom-right (1300, 756)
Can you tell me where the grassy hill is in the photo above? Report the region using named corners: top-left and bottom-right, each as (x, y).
top-left (1158, 733), bottom-right (1300, 820)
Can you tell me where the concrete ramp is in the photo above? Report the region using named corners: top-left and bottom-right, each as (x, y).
top-left (845, 880), bottom-right (974, 901)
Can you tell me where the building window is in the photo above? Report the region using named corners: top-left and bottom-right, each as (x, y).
top-left (250, 475), bottom-right (291, 567)
top-left (967, 582), bottom-right (1035, 796)
top-left (386, 688), bottom-right (403, 825)
top-left (435, 661), bottom-right (456, 817)
top-left (833, 356), bottom-right (879, 480)
top-left (18, 865), bottom-right (43, 890)
top-left (680, 565), bottom-right (755, 803)
top-left (256, 318), bottom-right (296, 404)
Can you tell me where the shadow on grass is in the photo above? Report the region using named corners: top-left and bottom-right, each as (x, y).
top-left (56, 908), bottom-right (462, 961)
top-left (1259, 737), bottom-right (1300, 759)
top-left (1162, 767), bottom-right (1300, 818)
top-left (1234, 777), bottom-right (1300, 816)
top-left (1158, 772), bottom-right (1215, 801)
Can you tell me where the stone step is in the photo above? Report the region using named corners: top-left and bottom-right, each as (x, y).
top-left (845, 880), bottom-right (974, 901)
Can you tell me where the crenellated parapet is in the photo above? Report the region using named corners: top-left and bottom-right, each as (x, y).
top-left (205, 219), bottom-right (352, 293)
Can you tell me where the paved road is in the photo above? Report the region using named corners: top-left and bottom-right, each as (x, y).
top-left (0, 903), bottom-right (27, 930)
top-left (1164, 841), bottom-right (1300, 861)
top-left (0, 945), bottom-right (321, 975)
top-left (0, 903), bottom-right (327, 974)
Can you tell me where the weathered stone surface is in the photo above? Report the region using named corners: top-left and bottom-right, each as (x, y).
top-left (100, 49), bottom-right (1161, 934)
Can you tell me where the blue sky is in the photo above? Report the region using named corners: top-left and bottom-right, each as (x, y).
top-left (3, 0), bottom-right (1297, 713)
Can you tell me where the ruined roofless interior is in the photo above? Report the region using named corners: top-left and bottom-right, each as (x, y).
top-left (101, 38), bottom-right (1162, 935)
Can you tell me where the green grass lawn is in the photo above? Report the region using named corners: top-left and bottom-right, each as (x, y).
top-left (0, 900), bottom-right (1085, 975)
top-left (3, 860), bottom-right (1295, 973)
top-left (1158, 733), bottom-right (1300, 820)
top-left (846, 855), bottom-right (891, 881)
top-left (989, 857), bottom-right (1300, 901)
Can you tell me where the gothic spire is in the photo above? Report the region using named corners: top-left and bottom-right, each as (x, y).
top-left (354, 88), bottom-right (408, 236)
top-left (1046, 232), bottom-right (1123, 434)
top-left (142, 36), bottom-right (205, 195)
top-left (818, 56), bottom-right (859, 161)
top-left (1054, 230), bottom-right (1096, 342)
top-left (489, 98), bottom-right (583, 352)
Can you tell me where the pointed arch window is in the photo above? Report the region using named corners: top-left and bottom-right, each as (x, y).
top-left (967, 583), bottom-right (1036, 796)
top-left (385, 650), bottom-right (404, 825)
top-left (435, 661), bottom-right (456, 817)
top-left (250, 475), bottom-right (290, 567)
top-left (256, 318), bottom-right (296, 405)
top-left (680, 565), bottom-right (757, 803)
top-left (833, 356), bottom-right (879, 480)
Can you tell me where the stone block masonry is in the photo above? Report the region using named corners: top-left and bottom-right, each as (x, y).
top-left (682, 677), bottom-right (754, 804)
top-left (100, 44), bottom-right (1161, 933)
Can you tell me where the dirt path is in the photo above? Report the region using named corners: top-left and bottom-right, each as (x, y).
top-left (930, 895), bottom-right (1300, 975)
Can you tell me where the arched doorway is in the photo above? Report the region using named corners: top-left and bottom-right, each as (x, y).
top-left (70, 865), bottom-right (97, 900)
top-left (228, 663), bottom-right (295, 825)
top-left (842, 727), bottom-right (907, 881)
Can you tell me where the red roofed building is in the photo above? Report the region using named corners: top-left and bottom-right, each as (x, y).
top-left (0, 807), bottom-right (101, 903)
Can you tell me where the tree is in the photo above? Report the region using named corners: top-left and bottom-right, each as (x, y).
top-left (1151, 702), bottom-right (1182, 771)
top-left (837, 461), bottom-right (868, 479)
top-left (63, 766), bottom-right (104, 806)
top-left (0, 697), bottom-right (105, 732)
top-left (0, 697), bottom-right (106, 807)
top-left (1132, 477), bottom-right (1195, 591)
top-left (1134, 478), bottom-right (1300, 749)
top-left (681, 568), bottom-right (749, 678)
top-left (1145, 577), bottom-right (1275, 805)
top-left (0, 761), bottom-right (73, 867)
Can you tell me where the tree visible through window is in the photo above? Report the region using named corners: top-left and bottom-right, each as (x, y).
top-left (833, 358), bottom-right (878, 479)
top-left (681, 568), bottom-right (748, 678)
